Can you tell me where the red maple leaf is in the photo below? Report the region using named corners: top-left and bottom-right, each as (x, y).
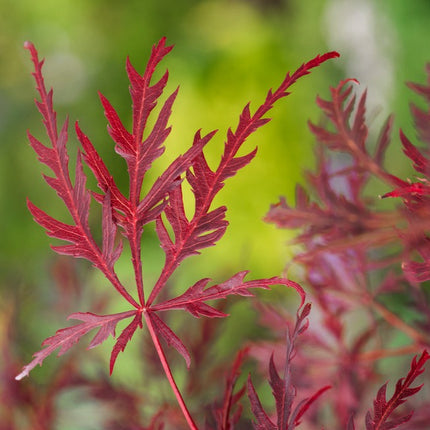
top-left (18, 38), bottom-right (338, 427)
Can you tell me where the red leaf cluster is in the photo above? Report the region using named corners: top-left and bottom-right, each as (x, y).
top-left (17, 38), bottom-right (337, 427)
top-left (265, 66), bottom-right (430, 428)
top-left (15, 35), bottom-right (430, 429)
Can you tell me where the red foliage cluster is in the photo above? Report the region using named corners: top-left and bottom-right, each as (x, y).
top-left (8, 38), bottom-right (429, 429)
top-left (11, 39), bottom-right (336, 428)
top-left (264, 69), bottom-right (430, 428)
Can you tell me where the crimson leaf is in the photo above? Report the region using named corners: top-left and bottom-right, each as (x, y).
top-left (24, 41), bottom-right (138, 308)
top-left (211, 348), bottom-right (249, 430)
top-left (19, 39), bottom-right (337, 427)
top-left (247, 304), bottom-right (330, 429)
top-left (365, 350), bottom-right (429, 430)
top-left (16, 310), bottom-right (136, 380)
top-left (148, 51), bottom-right (340, 306)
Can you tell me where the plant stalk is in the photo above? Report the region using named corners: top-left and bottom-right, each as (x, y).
top-left (143, 310), bottom-right (198, 430)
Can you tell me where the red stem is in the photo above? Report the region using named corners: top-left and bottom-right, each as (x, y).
top-left (129, 224), bottom-right (145, 306)
top-left (143, 310), bottom-right (198, 430)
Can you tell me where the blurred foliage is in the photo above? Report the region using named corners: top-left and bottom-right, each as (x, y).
top-left (0, 0), bottom-right (428, 427)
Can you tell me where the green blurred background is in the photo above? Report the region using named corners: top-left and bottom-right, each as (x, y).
top-left (0, 0), bottom-right (429, 427)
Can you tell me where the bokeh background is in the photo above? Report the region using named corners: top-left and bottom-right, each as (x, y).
top-left (1, 0), bottom-right (429, 428)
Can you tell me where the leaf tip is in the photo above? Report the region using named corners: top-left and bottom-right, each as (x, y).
top-left (15, 371), bottom-right (27, 381)
top-left (327, 50), bottom-right (341, 60)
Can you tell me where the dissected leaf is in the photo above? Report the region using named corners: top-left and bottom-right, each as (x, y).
top-left (147, 312), bottom-right (191, 368)
top-left (211, 348), bottom-right (249, 430)
top-left (153, 272), bottom-right (305, 316)
top-left (110, 312), bottom-right (143, 374)
top-left (247, 375), bottom-right (277, 430)
top-left (248, 303), bottom-right (330, 429)
top-left (15, 311), bottom-right (136, 380)
top-left (24, 41), bottom-right (139, 308)
top-left (148, 51), bottom-right (339, 306)
top-left (19, 40), bottom-right (338, 430)
top-left (365, 350), bottom-right (429, 430)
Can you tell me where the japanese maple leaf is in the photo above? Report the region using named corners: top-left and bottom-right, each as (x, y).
top-left (365, 350), bottom-right (429, 430)
top-left (17, 37), bottom-right (338, 427)
top-left (247, 304), bottom-right (331, 429)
